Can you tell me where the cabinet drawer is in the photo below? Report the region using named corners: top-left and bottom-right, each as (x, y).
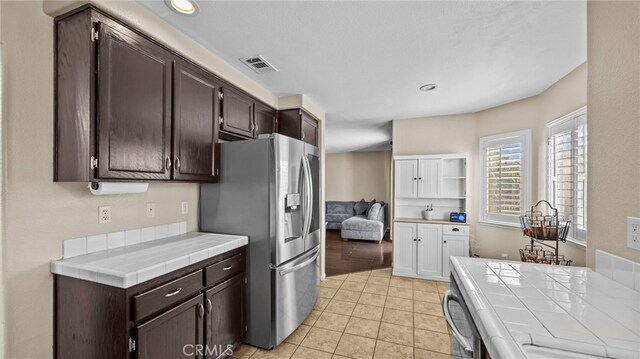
top-left (205, 253), bottom-right (245, 287)
top-left (133, 271), bottom-right (203, 322)
top-left (443, 225), bottom-right (469, 236)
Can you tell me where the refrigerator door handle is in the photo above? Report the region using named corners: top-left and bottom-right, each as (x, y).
top-left (301, 154), bottom-right (313, 239)
top-left (299, 155), bottom-right (307, 239)
top-left (278, 246), bottom-right (320, 276)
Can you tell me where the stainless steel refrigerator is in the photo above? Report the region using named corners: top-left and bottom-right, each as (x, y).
top-left (200, 134), bottom-right (321, 349)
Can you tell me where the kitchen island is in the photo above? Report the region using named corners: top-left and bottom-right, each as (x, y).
top-left (448, 257), bottom-right (640, 359)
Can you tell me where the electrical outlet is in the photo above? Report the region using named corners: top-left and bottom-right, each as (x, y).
top-left (147, 203), bottom-right (156, 218)
top-left (181, 201), bottom-right (189, 215)
top-left (628, 217), bottom-right (640, 250)
top-left (99, 206), bottom-right (111, 224)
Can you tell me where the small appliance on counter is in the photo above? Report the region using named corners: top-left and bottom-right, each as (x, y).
top-left (450, 212), bottom-right (467, 223)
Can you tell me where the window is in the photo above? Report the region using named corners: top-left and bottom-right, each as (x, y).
top-left (547, 108), bottom-right (587, 243)
top-left (480, 130), bottom-right (531, 226)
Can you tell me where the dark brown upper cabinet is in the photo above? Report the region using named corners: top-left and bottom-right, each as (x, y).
top-left (254, 102), bottom-right (277, 137)
top-left (219, 87), bottom-right (255, 139)
top-left (54, 5), bottom-right (277, 182)
top-left (97, 22), bottom-right (173, 180)
top-left (173, 60), bottom-right (220, 182)
top-left (277, 108), bottom-right (319, 146)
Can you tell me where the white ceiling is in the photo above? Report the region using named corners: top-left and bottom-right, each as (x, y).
top-left (139, 0), bottom-right (586, 153)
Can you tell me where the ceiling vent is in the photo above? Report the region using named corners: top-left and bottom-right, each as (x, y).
top-left (239, 55), bottom-right (278, 74)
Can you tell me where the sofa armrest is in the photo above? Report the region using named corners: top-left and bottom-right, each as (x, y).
top-left (376, 204), bottom-right (387, 229)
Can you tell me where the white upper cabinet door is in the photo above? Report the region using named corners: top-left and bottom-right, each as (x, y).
top-left (442, 235), bottom-right (469, 278)
top-left (395, 160), bottom-right (418, 198)
top-left (416, 223), bottom-right (443, 278)
top-left (417, 159), bottom-right (442, 198)
top-left (393, 222), bottom-right (417, 276)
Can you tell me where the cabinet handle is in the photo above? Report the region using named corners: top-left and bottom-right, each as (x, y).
top-left (223, 265), bottom-right (233, 271)
top-left (413, 177), bottom-right (417, 180)
top-left (444, 240), bottom-right (447, 243)
top-left (418, 177), bottom-right (422, 180)
top-left (418, 239), bottom-right (422, 242)
top-left (165, 156), bottom-right (171, 169)
top-left (413, 238), bottom-right (416, 241)
top-left (207, 298), bottom-right (212, 313)
top-left (165, 288), bottom-right (182, 297)
top-left (175, 157), bottom-right (181, 169)
top-left (452, 228), bottom-right (460, 232)
top-left (198, 303), bottom-right (204, 319)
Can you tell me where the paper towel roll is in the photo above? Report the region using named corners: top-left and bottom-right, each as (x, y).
top-left (89, 182), bottom-right (149, 195)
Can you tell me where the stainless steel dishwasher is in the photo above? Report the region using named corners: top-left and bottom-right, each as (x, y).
top-left (443, 273), bottom-right (489, 359)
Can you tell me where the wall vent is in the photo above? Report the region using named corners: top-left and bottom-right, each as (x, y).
top-left (239, 55), bottom-right (278, 74)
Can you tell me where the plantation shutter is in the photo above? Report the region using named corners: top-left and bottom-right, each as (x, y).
top-left (548, 111), bottom-right (587, 242)
top-left (482, 132), bottom-right (529, 224)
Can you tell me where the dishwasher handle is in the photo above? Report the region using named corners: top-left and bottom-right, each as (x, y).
top-left (443, 289), bottom-right (475, 358)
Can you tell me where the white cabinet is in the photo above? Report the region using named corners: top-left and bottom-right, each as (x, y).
top-left (393, 221), bottom-right (469, 281)
top-left (395, 160), bottom-right (418, 198)
top-left (417, 159), bottom-right (441, 198)
top-left (392, 222), bottom-right (417, 276)
top-left (395, 159), bottom-right (442, 198)
top-left (416, 224), bottom-right (442, 277)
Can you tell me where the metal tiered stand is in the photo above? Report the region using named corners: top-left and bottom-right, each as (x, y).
top-left (519, 200), bottom-right (572, 266)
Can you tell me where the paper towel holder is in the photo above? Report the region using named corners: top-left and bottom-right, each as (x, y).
top-left (88, 181), bottom-right (149, 195)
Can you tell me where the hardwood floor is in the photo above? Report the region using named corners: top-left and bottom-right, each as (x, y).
top-left (325, 230), bottom-right (392, 277)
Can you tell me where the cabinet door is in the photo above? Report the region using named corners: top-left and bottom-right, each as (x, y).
top-left (395, 160), bottom-right (418, 198)
top-left (301, 113), bottom-right (318, 146)
top-left (220, 87), bottom-right (254, 138)
top-left (254, 103), bottom-right (276, 137)
top-left (136, 295), bottom-right (204, 359)
top-left (417, 224), bottom-right (443, 278)
top-left (173, 61), bottom-right (220, 182)
top-left (442, 236), bottom-right (469, 278)
top-left (417, 159), bottom-right (442, 198)
top-left (392, 223), bottom-right (417, 275)
top-left (97, 22), bottom-right (172, 180)
top-left (205, 275), bottom-right (244, 357)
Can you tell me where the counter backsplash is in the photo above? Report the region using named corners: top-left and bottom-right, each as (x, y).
top-left (62, 221), bottom-right (188, 259)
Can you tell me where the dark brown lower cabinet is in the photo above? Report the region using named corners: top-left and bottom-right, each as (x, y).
top-left (54, 247), bottom-right (246, 359)
top-left (137, 295), bottom-right (205, 359)
top-left (206, 275), bottom-right (245, 357)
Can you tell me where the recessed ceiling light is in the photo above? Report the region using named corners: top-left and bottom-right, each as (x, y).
top-left (165, 0), bottom-right (199, 15)
top-left (419, 84), bottom-right (438, 92)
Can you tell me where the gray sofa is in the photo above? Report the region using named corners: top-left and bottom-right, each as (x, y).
top-left (325, 200), bottom-right (388, 242)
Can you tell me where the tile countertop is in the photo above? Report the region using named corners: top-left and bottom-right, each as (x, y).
top-left (450, 257), bottom-right (640, 359)
top-left (394, 217), bottom-right (470, 225)
top-left (51, 232), bottom-right (248, 289)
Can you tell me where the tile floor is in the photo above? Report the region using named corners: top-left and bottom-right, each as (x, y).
top-left (232, 268), bottom-right (452, 359)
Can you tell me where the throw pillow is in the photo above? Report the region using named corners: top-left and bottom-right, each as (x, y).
top-left (366, 199), bottom-right (377, 216)
top-left (354, 198), bottom-right (368, 215)
top-left (368, 203), bottom-right (382, 220)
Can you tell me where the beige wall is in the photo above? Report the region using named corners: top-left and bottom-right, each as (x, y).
top-left (393, 63), bottom-right (587, 266)
top-left (0, 1), bottom-right (325, 358)
top-left (587, 1), bottom-right (640, 266)
top-left (392, 113), bottom-right (478, 250)
top-left (326, 151), bottom-right (392, 202)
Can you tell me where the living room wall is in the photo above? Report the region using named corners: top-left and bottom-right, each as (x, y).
top-left (392, 63), bottom-right (587, 266)
top-left (326, 151), bottom-right (392, 203)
